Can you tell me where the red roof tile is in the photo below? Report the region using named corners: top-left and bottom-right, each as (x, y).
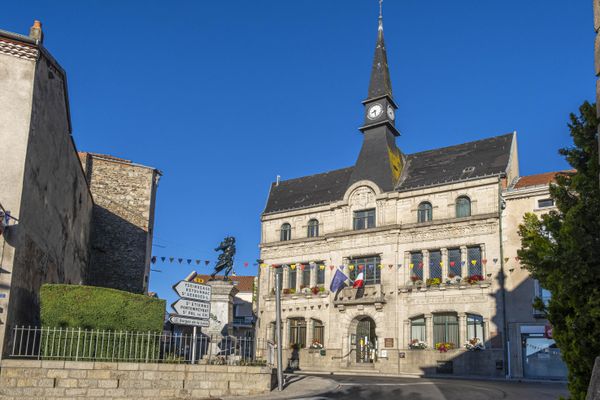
top-left (514, 171), bottom-right (573, 189)
top-left (194, 275), bottom-right (255, 292)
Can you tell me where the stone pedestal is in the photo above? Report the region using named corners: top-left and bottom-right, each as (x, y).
top-left (205, 280), bottom-right (239, 357)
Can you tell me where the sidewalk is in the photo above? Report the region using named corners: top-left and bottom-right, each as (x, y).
top-left (222, 373), bottom-right (339, 400)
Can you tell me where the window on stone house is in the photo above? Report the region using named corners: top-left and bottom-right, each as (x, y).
top-left (301, 264), bottom-right (311, 288)
top-left (466, 314), bottom-right (485, 341)
top-left (538, 198), bottom-right (554, 208)
top-left (289, 318), bottom-right (307, 348)
top-left (317, 264), bottom-right (325, 286)
top-left (417, 202), bottom-right (432, 223)
top-left (270, 321), bottom-right (278, 344)
top-left (348, 255), bottom-right (381, 285)
top-left (410, 315), bottom-right (426, 342)
top-left (307, 219), bottom-right (319, 237)
top-left (467, 246), bottom-right (482, 276)
top-left (353, 209), bottom-right (375, 230)
top-left (288, 266), bottom-right (297, 290)
top-left (447, 248), bottom-right (462, 278)
top-left (312, 319), bottom-right (324, 346)
top-left (456, 196), bottom-right (471, 218)
top-left (410, 252), bottom-right (423, 281)
top-left (429, 250), bottom-right (442, 279)
top-left (534, 279), bottom-right (552, 314)
top-left (433, 313), bottom-right (459, 347)
top-left (280, 223), bottom-right (291, 241)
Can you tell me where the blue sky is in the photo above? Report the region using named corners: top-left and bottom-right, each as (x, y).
top-left (1, 1), bottom-right (593, 305)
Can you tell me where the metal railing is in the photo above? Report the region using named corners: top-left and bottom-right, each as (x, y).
top-left (10, 326), bottom-right (268, 365)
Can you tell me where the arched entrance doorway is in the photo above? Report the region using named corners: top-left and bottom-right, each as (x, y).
top-left (354, 316), bottom-right (377, 363)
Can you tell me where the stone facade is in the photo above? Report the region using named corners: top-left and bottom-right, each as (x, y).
top-left (0, 28), bottom-right (93, 358)
top-left (80, 153), bottom-right (160, 294)
top-left (0, 359), bottom-right (275, 399)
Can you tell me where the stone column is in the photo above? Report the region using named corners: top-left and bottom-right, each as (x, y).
top-left (307, 318), bottom-right (314, 347)
top-left (422, 250), bottom-right (429, 281)
top-left (205, 280), bottom-right (239, 358)
top-left (459, 313), bottom-right (467, 344)
top-left (480, 244), bottom-right (486, 276)
top-left (483, 317), bottom-right (490, 344)
top-left (268, 267), bottom-right (274, 293)
top-left (404, 252), bottom-right (410, 285)
top-left (282, 266), bottom-right (289, 290)
top-left (310, 263), bottom-right (317, 287)
top-left (460, 246), bottom-right (468, 278)
top-left (282, 318), bottom-right (290, 349)
top-left (425, 314), bottom-right (433, 347)
top-left (441, 248), bottom-right (448, 281)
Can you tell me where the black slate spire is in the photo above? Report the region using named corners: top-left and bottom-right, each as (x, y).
top-left (367, 15), bottom-right (393, 99)
top-left (350, 3), bottom-right (404, 193)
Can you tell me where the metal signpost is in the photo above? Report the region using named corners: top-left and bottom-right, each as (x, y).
top-left (170, 271), bottom-right (212, 364)
top-left (274, 267), bottom-right (283, 391)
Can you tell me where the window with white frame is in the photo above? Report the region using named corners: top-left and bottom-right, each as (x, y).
top-left (410, 315), bottom-right (426, 342)
top-left (466, 314), bottom-right (485, 341)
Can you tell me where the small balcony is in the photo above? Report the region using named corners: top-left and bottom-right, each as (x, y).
top-left (333, 284), bottom-right (385, 311)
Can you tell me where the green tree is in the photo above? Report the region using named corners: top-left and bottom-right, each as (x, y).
top-left (518, 101), bottom-right (600, 400)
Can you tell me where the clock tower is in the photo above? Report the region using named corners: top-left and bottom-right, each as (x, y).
top-left (349, 6), bottom-right (404, 192)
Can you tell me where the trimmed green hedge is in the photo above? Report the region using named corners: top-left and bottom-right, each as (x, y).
top-left (40, 284), bottom-right (165, 332)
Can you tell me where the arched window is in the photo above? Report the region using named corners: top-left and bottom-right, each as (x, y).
top-left (410, 315), bottom-right (426, 342)
top-left (456, 196), bottom-right (471, 218)
top-left (280, 223), bottom-right (291, 241)
top-left (466, 314), bottom-right (485, 341)
top-left (417, 202), bottom-right (432, 223)
top-left (312, 319), bottom-right (324, 347)
top-left (433, 313), bottom-right (459, 347)
top-left (289, 318), bottom-right (307, 348)
top-left (307, 219), bottom-right (319, 238)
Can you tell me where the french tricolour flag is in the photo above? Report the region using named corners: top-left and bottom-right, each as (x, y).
top-left (352, 272), bottom-right (364, 288)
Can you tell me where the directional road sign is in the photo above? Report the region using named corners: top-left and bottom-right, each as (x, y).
top-left (171, 298), bottom-right (211, 320)
top-left (172, 280), bottom-right (212, 302)
top-left (169, 314), bottom-right (210, 327)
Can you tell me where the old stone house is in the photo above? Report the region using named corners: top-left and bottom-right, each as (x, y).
top-left (0, 23), bottom-right (159, 357)
top-left (255, 14), bottom-right (567, 379)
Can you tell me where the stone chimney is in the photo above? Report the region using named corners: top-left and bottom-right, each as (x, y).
top-left (28, 20), bottom-right (43, 43)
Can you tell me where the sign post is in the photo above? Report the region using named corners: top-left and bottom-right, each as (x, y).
top-left (170, 271), bottom-right (212, 364)
top-left (274, 266), bottom-right (283, 391)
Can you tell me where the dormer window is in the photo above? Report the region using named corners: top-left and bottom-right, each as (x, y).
top-left (280, 223), bottom-right (291, 241)
top-left (353, 209), bottom-right (375, 230)
top-left (417, 202), bottom-right (432, 223)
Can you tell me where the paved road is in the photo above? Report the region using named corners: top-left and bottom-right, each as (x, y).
top-left (293, 374), bottom-right (568, 400)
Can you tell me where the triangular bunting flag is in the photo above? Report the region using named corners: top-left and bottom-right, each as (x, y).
top-left (196, 259), bottom-right (201, 265)
top-left (493, 258), bottom-right (498, 264)
top-left (450, 261), bottom-right (455, 267)
top-left (151, 256), bottom-right (156, 264)
top-left (329, 265), bottom-right (335, 271)
top-left (169, 257), bottom-right (174, 263)
top-left (161, 257), bottom-right (166, 263)
top-left (205, 260), bottom-right (210, 266)
top-left (244, 262), bottom-right (249, 267)
top-left (178, 258), bottom-right (183, 264)
top-left (187, 259), bottom-right (192, 264)
top-left (504, 257), bottom-right (509, 263)
top-left (471, 259), bottom-right (477, 265)
top-left (482, 259), bottom-right (487, 265)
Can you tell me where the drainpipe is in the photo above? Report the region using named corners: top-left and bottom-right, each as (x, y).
top-left (498, 177), bottom-right (510, 379)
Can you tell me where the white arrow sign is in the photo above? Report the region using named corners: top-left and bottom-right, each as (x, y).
top-left (171, 298), bottom-right (211, 320)
top-left (172, 280), bottom-right (212, 302)
top-left (169, 314), bottom-right (210, 327)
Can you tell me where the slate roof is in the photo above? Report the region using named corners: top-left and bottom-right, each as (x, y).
top-left (263, 133), bottom-right (515, 215)
top-left (397, 133), bottom-right (514, 191)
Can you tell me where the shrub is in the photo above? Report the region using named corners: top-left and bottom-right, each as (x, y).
top-left (40, 284), bottom-right (165, 332)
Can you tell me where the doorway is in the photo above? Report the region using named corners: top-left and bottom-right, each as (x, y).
top-left (355, 317), bottom-right (377, 363)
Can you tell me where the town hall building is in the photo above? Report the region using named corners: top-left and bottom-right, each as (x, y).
top-left (255, 11), bottom-right (567, 380)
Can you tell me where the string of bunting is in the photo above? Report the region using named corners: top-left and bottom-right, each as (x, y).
top-left (150, 256), bottom-right (256, 268)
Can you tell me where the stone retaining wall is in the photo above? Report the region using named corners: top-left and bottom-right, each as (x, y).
top-left (0, 359), bottom-right (275, 399)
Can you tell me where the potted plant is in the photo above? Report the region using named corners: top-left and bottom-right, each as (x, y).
top-left (289, 288), bottom-right (296, 294)
top-left (464, 337), bottom-right (485, 351)
top-left (435, 342), bottom-right (454, 353)
top-left (309, 340), bottom-right (323, 350)
top-left (408, 339), bottom-right (427, 349)
top-left (283, 288), bottom-right (291, 295)
top-left (410, 275), bottom-right (420, 284)
top-left (426, 277), bottom-right (441, 287)
top-left (318, 286), bottom-right (325, 293)
top-left (465, 274), bottom-right (484, 285)
top-left (311, 286), bottom-right (320, 295)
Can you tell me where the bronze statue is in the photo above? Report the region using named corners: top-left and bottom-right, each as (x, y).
top-left (211, 236), bottom-right (236, 280)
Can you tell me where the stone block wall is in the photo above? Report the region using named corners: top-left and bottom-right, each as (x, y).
top-left (0, 359), bottom-right (275, 399)
top-left (80, 153), bottom-right (160, 294)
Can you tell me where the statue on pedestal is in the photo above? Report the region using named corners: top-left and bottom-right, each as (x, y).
top-left (210, 236), bottom-right (236, 280)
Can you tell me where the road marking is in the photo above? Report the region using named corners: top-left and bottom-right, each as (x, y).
top-left (338, 381), bottom-right (436, 387)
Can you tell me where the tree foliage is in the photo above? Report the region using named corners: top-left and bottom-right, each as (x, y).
top-left (518, 101), bottom-right (600, 400)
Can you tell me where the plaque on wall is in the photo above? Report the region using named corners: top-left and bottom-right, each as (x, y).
top-left (384, 338), bottom-right (394, 348)
top-left (399, 352), bottom-right (406, 359)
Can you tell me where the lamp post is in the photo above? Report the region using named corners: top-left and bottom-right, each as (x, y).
top-left (274, 266), bottom-right (284, 391)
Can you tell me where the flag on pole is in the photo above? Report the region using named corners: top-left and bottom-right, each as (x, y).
top-left (352, 272), bottom-right (364, 289)
top-left (330, 269), bottom-right (349, 293)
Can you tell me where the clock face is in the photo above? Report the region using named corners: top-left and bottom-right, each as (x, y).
top-left (367, 103), bottom-right (383, 120)
top-left (387, 105), bottom-right (395, 120)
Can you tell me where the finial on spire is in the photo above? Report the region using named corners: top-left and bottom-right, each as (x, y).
top-left (378, 0), bottom-right (383, 30)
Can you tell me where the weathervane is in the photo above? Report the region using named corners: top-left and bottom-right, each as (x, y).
top-left (379, 0), bottom-right (383, 19)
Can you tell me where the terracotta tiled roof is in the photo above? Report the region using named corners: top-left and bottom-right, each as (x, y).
top-left (194, 275), bottom-right (255, 292)
top-left (514, 170), bottom-right (573, 189)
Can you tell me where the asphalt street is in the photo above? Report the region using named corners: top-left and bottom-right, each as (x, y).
top-left (292, 374), bottom-right (568, 400)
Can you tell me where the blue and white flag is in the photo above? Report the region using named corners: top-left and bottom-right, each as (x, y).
top-left (330, 269), bottom-right (349, 293)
